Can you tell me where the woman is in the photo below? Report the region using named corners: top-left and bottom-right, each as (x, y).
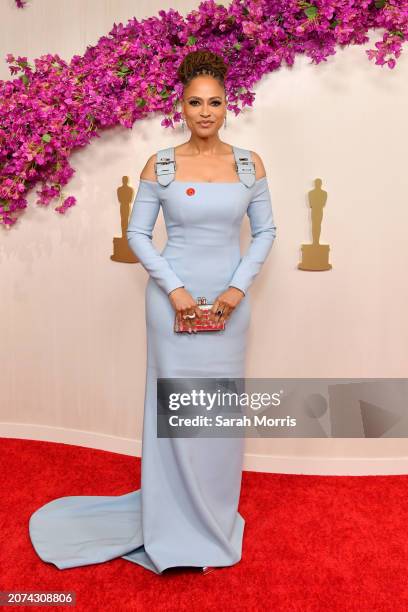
top-left (28, 50), bottom-right (277, 575)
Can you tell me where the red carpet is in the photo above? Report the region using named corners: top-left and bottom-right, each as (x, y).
top-left (1, 437), bottom-right (408, 612)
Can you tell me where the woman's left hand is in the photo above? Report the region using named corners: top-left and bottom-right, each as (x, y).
top-left (210, 286), bottom-right (245, 325)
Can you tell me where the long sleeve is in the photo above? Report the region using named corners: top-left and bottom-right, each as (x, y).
top-left (228, 176), bottom-right (277, 295)
top-left (126, 179), bottom-right (185, 295)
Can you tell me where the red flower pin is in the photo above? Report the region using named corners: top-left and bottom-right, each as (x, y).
top-left (186, 187), bottom-right (195, 196)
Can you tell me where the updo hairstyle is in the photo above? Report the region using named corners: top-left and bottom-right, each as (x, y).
top-left (177, 50), bottom-right (228, 92)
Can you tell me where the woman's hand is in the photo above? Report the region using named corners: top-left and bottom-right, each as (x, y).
top-left (210, 286), bottom-right (245, 325)
top-left (168, 287), bottom-right (203, 333)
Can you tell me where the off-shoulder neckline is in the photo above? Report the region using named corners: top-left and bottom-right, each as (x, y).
top-left (139, 176), bottom-right (267, 186)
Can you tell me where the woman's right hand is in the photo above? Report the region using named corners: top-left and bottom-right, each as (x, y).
top-left (168, 287), bottom-right (203, 333)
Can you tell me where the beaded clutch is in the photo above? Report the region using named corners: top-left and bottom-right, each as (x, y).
top-left (174, 297), bottom-right (226, 333)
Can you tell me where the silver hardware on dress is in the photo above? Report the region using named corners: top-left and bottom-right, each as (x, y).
top-left (154, 146), bottom-right (256, 188)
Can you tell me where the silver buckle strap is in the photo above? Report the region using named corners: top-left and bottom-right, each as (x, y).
top-left (155, 149), bottom-right (176, 186)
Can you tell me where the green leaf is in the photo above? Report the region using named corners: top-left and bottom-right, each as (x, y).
top-left (187, 36), bottom-right (196, 46)
top-left (390, 29), bottom-right (404, 38)
top-left (116, 64), bottom-right (130, 76)
top-left (304, 6), bottom-right (318, 19)
top-left (233, 42), bottom-right (242, 50)
top-left (375, 0), bottom-right (386, 8)
top-left (21, 74), bottom-right (29, 85)
top-left (136, 98), bottom-right (147, 107)
top-left (42, 133), bottom-right (51, 143)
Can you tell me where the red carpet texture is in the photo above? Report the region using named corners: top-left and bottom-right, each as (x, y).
top-left (1, 437), bottom-right (408, 612)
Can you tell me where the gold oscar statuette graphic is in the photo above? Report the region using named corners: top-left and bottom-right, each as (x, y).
top-left (298, 178), bottom-right (332, 271)
top-left (111, 176), bottom-right (139, 263)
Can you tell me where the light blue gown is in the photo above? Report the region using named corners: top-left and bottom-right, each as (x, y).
top-left (28, 145), bottom-right (277, 574)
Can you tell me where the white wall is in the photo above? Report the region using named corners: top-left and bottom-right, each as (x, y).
top-left (1, 0), bottom-right (407, 474)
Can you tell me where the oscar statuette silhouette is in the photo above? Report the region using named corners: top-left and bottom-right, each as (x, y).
top-left (298, 178), bottom-right (332, 271)
top-left (111, 176), bottom-right (139, 263)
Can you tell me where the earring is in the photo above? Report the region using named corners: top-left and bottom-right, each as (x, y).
top-left (181, 117), bottom-right (185, 131)
top-left (224, 114), bottom-right (227, 129)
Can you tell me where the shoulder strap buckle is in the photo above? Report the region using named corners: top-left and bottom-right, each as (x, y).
top-left (155, 147), bottom-right (176, 186)
top-left (232, 146), bottom-right (256, 187)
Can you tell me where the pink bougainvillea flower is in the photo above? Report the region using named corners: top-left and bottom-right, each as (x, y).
top-left (2, 0), bottom-right (408, 227)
